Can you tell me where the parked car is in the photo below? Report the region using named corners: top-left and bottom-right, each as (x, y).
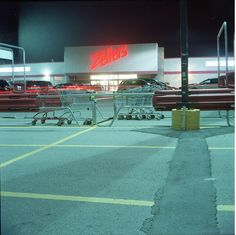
top-left (0, 79), bottom-right (11, 91)
top-left (188, 78), bottom-right (219, 89)
top-left (26, 80), bottom-right (53, 90)
top-left (117, 78), bottom-right (175, 92)
top-left (154, 81), bottom-right (177, 90)
top-left (10, 80), bottom-right (54, 93)
top-left (54, 83), bottom-right (102, 92)
top-left (117, 79), bottom-right (161, 92)
top-left (54, 83), bottom-right (80, 89)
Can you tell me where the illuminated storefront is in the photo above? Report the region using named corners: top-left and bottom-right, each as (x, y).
top-left (64, 43), bottom-right (162, 91)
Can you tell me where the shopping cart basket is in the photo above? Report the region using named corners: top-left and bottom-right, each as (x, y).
top-left (111, 90), bottom-right (164, 125)
top-left (32, 90), bottom-right (79, 126)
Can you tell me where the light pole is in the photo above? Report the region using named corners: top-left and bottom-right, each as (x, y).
top-left (180, 0), bottom-right (189, 107)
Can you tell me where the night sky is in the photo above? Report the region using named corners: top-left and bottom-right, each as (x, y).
top-left (0, 0), bottom-right (234, 63)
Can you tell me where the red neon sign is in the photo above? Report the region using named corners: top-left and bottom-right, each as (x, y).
top-left (89, 45), bottom-right (128, 71)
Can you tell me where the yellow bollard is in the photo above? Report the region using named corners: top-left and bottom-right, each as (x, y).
top-left (172, 108), bottom-right (200, 130)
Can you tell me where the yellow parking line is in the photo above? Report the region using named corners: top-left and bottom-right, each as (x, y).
top-left (0, 126), bottom-right (97, 169)
top-left (59, 144), bottom-right (175, 149)
top-left (209, 147), bottom-right (234, 150)
top-left (0, 144), bottom-right (44, 147)
top-left (1, 191), bottom-right (234, 211)
top-left (0, 144), bottom-right (234, 150)
top-left (200, 126), bottom-right (223, 129)
top-left (0, 191), bottom-right (154, 207)
top-left (0, 126), bottom-right (33, 128)
top-left (0, 126), bottom-right (88, 129)
top-left (0, 125), bottom-right (175, 130)
top-left (0, 144), bottom-right (176, 149)
top-left (217, 205), bottom-right (235, 212)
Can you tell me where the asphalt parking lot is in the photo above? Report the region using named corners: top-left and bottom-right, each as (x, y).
top-left (0, 111), bottom-right (234, 235)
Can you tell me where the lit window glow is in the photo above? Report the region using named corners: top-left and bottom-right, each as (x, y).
top-left (205, 60), bottom-right (235, 67)
top-left (43, 70), bottom-right (51, 79)
top-left (90, 74), bottom-right (137, 80)
top-left (0, 66), bottom-right (31, 73)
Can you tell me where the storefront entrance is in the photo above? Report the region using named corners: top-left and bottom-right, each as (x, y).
top-left (90, 79), bottom-right (118, 92)
top-left (68, 74), bottom-right (157, 92)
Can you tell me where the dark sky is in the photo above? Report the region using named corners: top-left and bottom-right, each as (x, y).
top-left (0, 0), bottom-right (234, 63)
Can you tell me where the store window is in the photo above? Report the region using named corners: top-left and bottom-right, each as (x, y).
top-left (90, 74), bottom-right (137, 91)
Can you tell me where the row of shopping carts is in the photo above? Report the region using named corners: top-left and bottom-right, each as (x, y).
top-left (31, 89), bottom-right (165, 126)
top-left (31, 88), bottom-right (235, 127)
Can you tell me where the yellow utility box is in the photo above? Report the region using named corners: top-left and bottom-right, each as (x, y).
top-left (172, 108), bottom-right (200, 130)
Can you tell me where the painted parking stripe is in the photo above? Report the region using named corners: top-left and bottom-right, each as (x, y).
top-left (0, 125), bottom-right (89, 129)
top-left (0, 144), bottom-right (234, 150)
top-left (0, 144), bottom-right (176, 149)
top-left (217, 205), bottom-right (235, 212)
top-left (0, 126), bottom-right (97, 169)
top-left (0, 125), bottom-right (229, 130)
top-left (208, 147), bottom-right (234, 150)
top-left (0, 125), bottom-right (165, 129)
top-left (0, 191), bottom-right (154, 207)
top-left (1, 191), bottom-right (234, 211)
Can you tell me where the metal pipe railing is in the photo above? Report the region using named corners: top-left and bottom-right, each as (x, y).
top-left (217, 21), bottom-right (228, 86)
top-left (0, 46), bottom-right (15, 84)
top-left (0, 43), bottom-right (26, 92)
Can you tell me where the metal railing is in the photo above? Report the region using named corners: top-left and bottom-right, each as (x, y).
top-left (217, 21), bottom-right (228, 86)
top-left (0, 43), bottom-right (26, 92)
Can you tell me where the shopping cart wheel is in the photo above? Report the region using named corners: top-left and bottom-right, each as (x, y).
top-left (32, 120), bottom-right (37, 126)
top-left (83, 118), bottom-right (92, 125)
top-left (67, 120), bottom-right (72, 125)
top-left (156, 114), bottom-right (165, 120)
top-left (41, 119), bottom-right (45, 124)
top-left (150, 114), bottom-right (155, 119)
top-left (118, 114), bottom-right (124, 120)
top-left (57, 120), bottom-right (64, 126)
top-left (126, 114), bottom-right (132, 120)
top-left (142, 115), bottom-right (146, 119)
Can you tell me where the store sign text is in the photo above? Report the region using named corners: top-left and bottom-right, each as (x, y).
top-left (89, 45), bottom-right (128, 71)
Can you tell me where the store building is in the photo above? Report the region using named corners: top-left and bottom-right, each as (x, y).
top-left (64, 43), bottom-right (163, 91)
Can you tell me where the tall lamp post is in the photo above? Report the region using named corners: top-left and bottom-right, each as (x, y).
top-left (180, 0), bottom-right (189, 108)
top-left (172, 0), bottom-right (200, 131)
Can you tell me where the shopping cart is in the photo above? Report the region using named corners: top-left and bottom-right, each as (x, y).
top-left (32, 90), bottom-right (93, 126)
top-left (110, 89), bottom-right (164, 126)
top-left (32, 91), bottom-right (73, 126)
